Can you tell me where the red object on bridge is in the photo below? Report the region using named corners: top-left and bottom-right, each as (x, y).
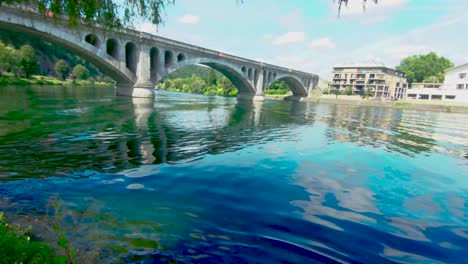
top-left (46, 9), bottom-right (54, 18)
top-left (218, 52), bottom-right (225, 57)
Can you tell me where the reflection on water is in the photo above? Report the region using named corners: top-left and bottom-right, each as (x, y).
top-left (0, 86), bottom-right (467, 263)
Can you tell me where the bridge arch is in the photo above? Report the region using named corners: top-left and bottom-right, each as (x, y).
top-left (164, 50), bottom-right (174, 68)
top-left (267, 74), bottom-right (308, 97)
top-left (163, 58), bottom-right (256, 94)
top-left (177, 53), bottom-right (186, 63)
top-left (106, 38), bottom-right (120, 59)
top-left (125, 42), bottom-right (139, 74)
top-left (150, 47), bottom-right (159, 82)
top-left (85, 33), bottom-right (100, 48)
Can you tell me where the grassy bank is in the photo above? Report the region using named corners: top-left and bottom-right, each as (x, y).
top-left (0, 75), bottom-right (113, 87)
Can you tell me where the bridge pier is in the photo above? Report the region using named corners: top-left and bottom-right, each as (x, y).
top-left (116, 85), bottom-right (155, 98)
top-left (237, 93), bottom-right (265, 101)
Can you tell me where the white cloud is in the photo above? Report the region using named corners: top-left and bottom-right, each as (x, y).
top-left (136, 22), bottom-right (156, 34)
top-left (177, 14), bottom-right (200, 24)
top-left (272, 32), bottom-right (305, 46)
top-left (345, 12), bottom-right (468, 70)
top-left (384, 45), bottom-right (430, 59)
top-left (309, 37), bottom-right (336, 50)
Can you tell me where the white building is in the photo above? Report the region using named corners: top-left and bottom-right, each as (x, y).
top-left (444, 63), bottom-right (468, 91)
top-left (406, 63), bottom-right (468, 103)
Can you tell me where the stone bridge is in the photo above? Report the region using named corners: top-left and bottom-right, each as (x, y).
top-left (0, 5), bottom-right (319, 100)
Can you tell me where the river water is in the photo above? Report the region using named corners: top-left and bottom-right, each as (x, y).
top-left (0, 86), bottom-right (467, 263)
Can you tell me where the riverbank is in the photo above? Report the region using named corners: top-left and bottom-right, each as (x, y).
top-left (266, 94), bottom-right (468, 114)
top-left (0, 75), bottom-right (113, 87)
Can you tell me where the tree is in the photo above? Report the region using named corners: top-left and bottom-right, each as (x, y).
top-left (54, 59), bottom-right (70, 80)
top-left (345, 86), bottom-right (353, 95)
top-left (0, 42), bottom-right (19, 76)
top-left (333, 89), bottom-right (341, 99)
top-left (396, 52), bottom-right (453, 84)
top-left (18, 45), bottom-right (38, 78)
top-left (206, 69), bottom-right (217, 86)
top-left (72, 64), bottom-right (89, 80)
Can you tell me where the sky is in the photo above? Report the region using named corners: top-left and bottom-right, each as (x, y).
top-left (135, 0), bottom-right (468, 80)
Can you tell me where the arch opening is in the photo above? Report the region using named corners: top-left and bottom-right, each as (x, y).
top-left (254, 69), bottom-right (259, 84)
top-left (158, 60), bottom-right (255, 97)
top-left (106, 38), bottom-right (119, 59)
top-left (125, 42), bottom-right (138, 74)
top-left (247, 68), bottom-right (252, 79)
top-left (165, 50), bottom-right (174, 68)
top-left (241, 66), bottom-right (247, 74)
top-left (177, 53), bottom-right (186, 63)
top-left (265, 76), bottom-right (307, 97)
top-left (85, 34), bottom-right (100, 47)
top-left (150, 47), bottom-right (159, 82)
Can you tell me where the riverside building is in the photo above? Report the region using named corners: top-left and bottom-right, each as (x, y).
top-left (329, 65), bottom-right (408, 100)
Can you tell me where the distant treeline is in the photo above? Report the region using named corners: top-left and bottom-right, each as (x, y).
top-left (161, 65), bottom-right (290, 96)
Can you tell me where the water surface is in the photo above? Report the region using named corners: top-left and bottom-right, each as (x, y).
top-left (0, 86), bottom-right (467, 263)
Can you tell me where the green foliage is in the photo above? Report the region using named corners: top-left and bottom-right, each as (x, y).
top-left (265, 80), bottom-right (290, 95)
top-left (162, 75), bottom-right (238, 97)
top-left (54, 59), bottom-right (70, 80)
top-left (360, 88), bottom-right (374, 99)
top-left (0, 212), bottom-right (60, 263)
top-left (322, 88), bottom-right (330, 94)
top-left (0, 42), bottom-right (19, 75)
top-left (423, 73), bottom-right (445, 83)
top-left (3, 0), bottom-right (175, 28)
top-left (397, 52), bottom-right (454, 84)
top-left (72, 64), bottom-right (89, 80)
top-left (19, 44), bottom-right (38, 78)
top-left (165, 65), bottom-right (221, 80)
top-left (206, 68), bottom-right (217, 86)
top-left (344, 86), bottom-right (353, 95)
top-left (265, 89), bottom-right (289, 95)
top-left (0, 29), bottom-right (106, 79)
top-left (333, 89), bottom-right (341, 98)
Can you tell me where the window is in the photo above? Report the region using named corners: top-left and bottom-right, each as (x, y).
top-left (466, 84), bottom-right (468, 89)
top-left (459, 73), bottom-right (466, 79)
top-left (457, 84), bottom-right (464, 89)
top-left (445, 95), bottom-right (456, 100)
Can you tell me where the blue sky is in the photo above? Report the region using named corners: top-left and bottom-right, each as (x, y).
top-left (136, 0), bottom-right (468, 79)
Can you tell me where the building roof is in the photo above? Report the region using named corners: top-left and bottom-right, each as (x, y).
top-left (445, 62), bottom-right (468, 72)
top-left (332, 64), bottom-right (404, 74)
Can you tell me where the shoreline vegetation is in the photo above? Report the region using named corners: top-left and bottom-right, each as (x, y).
top-left (0, 74), bottom-right (114, 87)
top-left (0, 75), bottom-right (114, 87)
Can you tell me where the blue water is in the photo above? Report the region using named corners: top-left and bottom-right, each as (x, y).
top-left (0, 86), bottom-right (467, 263)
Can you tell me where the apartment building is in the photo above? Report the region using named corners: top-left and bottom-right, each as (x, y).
top-left (329, 65), bottom-right (408, 99)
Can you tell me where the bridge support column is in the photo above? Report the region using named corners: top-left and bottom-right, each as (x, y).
top-left (253, 69), bottom-right (265, 101)
top-left (118, 44), bottom-right (156, 98)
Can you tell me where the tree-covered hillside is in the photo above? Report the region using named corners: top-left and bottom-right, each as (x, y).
top-left (0, 29), bottom-right (106, 79)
